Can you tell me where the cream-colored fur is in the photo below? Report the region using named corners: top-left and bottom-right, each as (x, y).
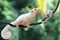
top-left (1, 8), bottom-right (39, 39)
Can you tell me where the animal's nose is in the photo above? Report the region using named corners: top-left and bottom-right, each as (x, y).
top-left (35, 8), bottom-right (39, 10)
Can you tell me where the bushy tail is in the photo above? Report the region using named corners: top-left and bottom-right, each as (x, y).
top-left (1, 25), bottom-right (12, 39)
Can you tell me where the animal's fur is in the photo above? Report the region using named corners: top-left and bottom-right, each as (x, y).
top-left (1, 8), bottom-right (39, 39)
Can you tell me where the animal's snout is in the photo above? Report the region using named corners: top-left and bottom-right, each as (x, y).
top-left (35, 8), bottom-right (39, 10)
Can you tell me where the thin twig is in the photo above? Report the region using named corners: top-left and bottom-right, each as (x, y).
top-left (52, 0), bottom-right (60, 13)
top-left (30, 0), bottom-right (60, 25)
top-left (0, 0), bottom-right (60, 27)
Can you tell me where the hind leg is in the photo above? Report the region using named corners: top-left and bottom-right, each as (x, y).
top-left (23, 23), bottom-right (30, 31)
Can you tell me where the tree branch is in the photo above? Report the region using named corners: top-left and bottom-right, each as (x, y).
top-left (30, 0), bottom-right (60, 25)
top-left (0, 0), bottom-right (60, 27)
top-left (52, 0), bottom-right (60, 13)
top-left (0, 20), bottom-right (27, 28)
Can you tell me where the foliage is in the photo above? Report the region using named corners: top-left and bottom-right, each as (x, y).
top-left (37, 0), bottom-right (46, 16)
top-left (0, 0), bottom-right (60, 40)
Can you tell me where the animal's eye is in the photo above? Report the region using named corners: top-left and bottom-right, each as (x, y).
top-left (35, 8), bottom-right (37, 10)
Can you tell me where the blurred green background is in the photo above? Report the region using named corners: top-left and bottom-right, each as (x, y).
top-left (0, 0), bottom-right (60, 40)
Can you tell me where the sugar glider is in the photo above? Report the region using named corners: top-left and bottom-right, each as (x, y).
top-left (1, 8), bottom-right (39, 39)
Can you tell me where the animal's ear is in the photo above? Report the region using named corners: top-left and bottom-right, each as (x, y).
top-left (30, 10), bottom-right (34, 13)
top-left (34, 8), bottom-right (37, 11)
top-left (31, 10), bottom-right (34, 13)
